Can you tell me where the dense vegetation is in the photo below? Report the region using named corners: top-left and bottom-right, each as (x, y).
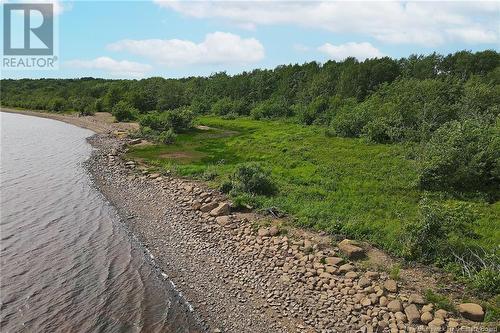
top-left (1, 50), bottom-right (499, 298)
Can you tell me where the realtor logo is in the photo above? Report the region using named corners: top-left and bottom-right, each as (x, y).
top-left (2, 3), bottom-right (58, 69)
top-left (3, 3), bottom-right (54, 55)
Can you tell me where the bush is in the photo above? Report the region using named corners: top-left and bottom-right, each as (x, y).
top-left (418, 119), bottom-right (500, 194)
top-left (211, 97), bottom-right (250, 116)
top-left (459, 78), bottom-right (500, 123)
top-left (230, 163), bottom-right (278, 196)
top-left (472, 268), bottom-right (500, 294)
top-left (112, 101), bottom-right (138, 122)
top-left (79, 105), bottom-right (95, 116)
top-left (251, 98), bottom-right (290, 120)
top-left (402, 197), bottom-right (479, 263)
top-left (157, 128), bottom-right (177, 144)
top-left (49, 98), bottom-right (65, 112)
top-left (165, 106), bottom-right (194, 132)
top-left (329, 103), bottom-right (369, 137)
top-left (221, 112), bottom-right (238, 120)
top-left (139, 107), bottom-right (194, 133)
top-left (137, 126), bottom-right (157, 140)
top-left (190, 98), bottom-right (211, 114)
top-left (219, 180), bottom-right (233, 193)
top-left (139, 113), bottom-right (167, 132)
top-left (298, 96), bottom-right (329, 125)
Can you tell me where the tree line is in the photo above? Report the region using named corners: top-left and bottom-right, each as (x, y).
top-left (1, 50), bottom-right (499, 197)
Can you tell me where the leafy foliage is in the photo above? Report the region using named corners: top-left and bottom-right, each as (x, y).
top-left (418, 119), bottom-right (500, 196)
top-left (402, 197), bottom-right (479, 263)
top-left (112, 101), bottom-right (138, 122)
top-left (230, 163), bottom-right (278, 196)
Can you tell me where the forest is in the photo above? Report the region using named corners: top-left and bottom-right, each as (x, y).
top-left (1, 50), bottom-right (499, 299)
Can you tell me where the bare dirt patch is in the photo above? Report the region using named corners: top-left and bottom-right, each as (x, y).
top-left (159, 150), bottom-right (206, 161)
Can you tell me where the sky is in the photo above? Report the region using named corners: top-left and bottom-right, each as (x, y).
top-left (1, 0), bottom-right (499, 79)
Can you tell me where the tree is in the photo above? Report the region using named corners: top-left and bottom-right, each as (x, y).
top-left (112, 101), bottom-right (138, 122)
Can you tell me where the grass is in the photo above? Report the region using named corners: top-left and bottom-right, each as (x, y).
top-left (127, 116), bottom-right (499, 256)
top-left (424, 289), bottom-right (456, 313)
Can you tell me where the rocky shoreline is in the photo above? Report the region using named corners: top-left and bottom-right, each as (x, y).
top-left (85, 132), bottom-right (488, 333)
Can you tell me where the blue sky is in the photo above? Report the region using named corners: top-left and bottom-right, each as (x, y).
top-left (2, 0), bottom-right (499, 79)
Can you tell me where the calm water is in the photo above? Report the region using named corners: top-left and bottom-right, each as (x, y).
top-left (0, 112), bottom-right (200, 332)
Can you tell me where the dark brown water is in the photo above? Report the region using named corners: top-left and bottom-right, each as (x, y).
top-left (0, 112), bottom-right (201, 332)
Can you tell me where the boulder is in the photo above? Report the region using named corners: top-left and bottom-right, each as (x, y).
top-left (200, 202), bottom-right (218, 212)
top-left (395, 312), bottom-right (407, 322)
top-left (325, 257), bottom-right (344, 266)
top-left (215, 216), bottom-right (231, 226)
top-left (421, 304), bottom-right (434, 313)
top-left (345, 271), bottom-right (358, 279)
top-left (428, 318), bottom-right (444, 329)
top-left (338, 263), bottom-right (355, 273)
top-left (387, 300), bottom-right (402, 313)
top-left (383, 279), bottom-right (398, 293)
top-left (404, 304), bottom-right (420, 324)
top-left (128, 138), bottom-right (141, 145)
top-left (360, 297), bottom-right (372, 307)
top-left (269, 226), bottom-right (279, 236)
top-left (338, 239), bottom-right (365, 259)
top-left (379, 296), bottom-right (388, 307)
top-left (191, 200), bottom-right (202, 210)
top-left (258, 228), bottom-right (270, 237)
top-left (364, 271), bottom-right (379, 279)
top-left (409, 293), bottom-right (425, 305)
top-left (434, 309), bottom-right (448, 320)
top-left (420, 312), bottom-right (433, 324)
top-left (458, 303), bottom-right (484, 322)
top-left (358, 277), bottom-right (371, 288)
top-left (209, 203), bottom-right (230, 216)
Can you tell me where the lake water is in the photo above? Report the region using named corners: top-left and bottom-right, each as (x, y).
top-left (0, 112), bottom-right (200, 332)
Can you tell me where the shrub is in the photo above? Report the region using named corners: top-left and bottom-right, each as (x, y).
top-left (79, 105), bottom-right (95, 116)
top-left (424, 290), bottom-right (456, 313)
top-left (157, 128), bottom-right (177, 144)
top-left (139, 113), bottom-right (167, 132)
top-left (219, 180), bottom-right (234, 193)
top-left (251, 98), bottom-right (290, 120)
top-left (211, 97), bottom-right (248, 116)
top-left (231, 163), bottom-right (278, 196)
top-left (139, 107), bottom-right (194, 133)
top-left (164, 106), bottom-right (194, 132)
top-left (49, 98), bottom-right (66, 112)
top-left (329, 104), bottom-right (369, 137)
top-left (298, 96), bottom-right (330, 125)
top-left (472, 268), bottom-right (500, 294)
top-left (94, 98), bottom-right (104, 112)
top-left (112, 101), bottom-right (138, 122)
top-left (137, 126), bottom-right (157, 140)
top-left (459, 78), bottom-right (500, 123)
top-left (418, 119), bottom-right (500, 194)
top-left (190, 98), bottom-right (211, 114)
top-left (402, 197), bottom-right (479, 263)
top-left (222, 112), bottom-right (238, 120)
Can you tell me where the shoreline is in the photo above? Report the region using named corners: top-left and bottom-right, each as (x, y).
top-left (0, 108), bottom-right (138, 134)
top-left (2, 109), bottom-right (490, 332)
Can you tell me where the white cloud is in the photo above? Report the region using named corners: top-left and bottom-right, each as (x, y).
top-left (446, 27), bottom-right (498, 44)
top-left (318, 42), bottom-right (384, 61)
top-left (107, 32), bottom-right (265, 67)
top-left (65, 57), bottom-right (152, 78)
top-left (155, 1), bottom-right (499, 46)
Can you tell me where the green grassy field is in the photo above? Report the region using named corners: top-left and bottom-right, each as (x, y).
top-left (128, 116), bottom-right (499, 255)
